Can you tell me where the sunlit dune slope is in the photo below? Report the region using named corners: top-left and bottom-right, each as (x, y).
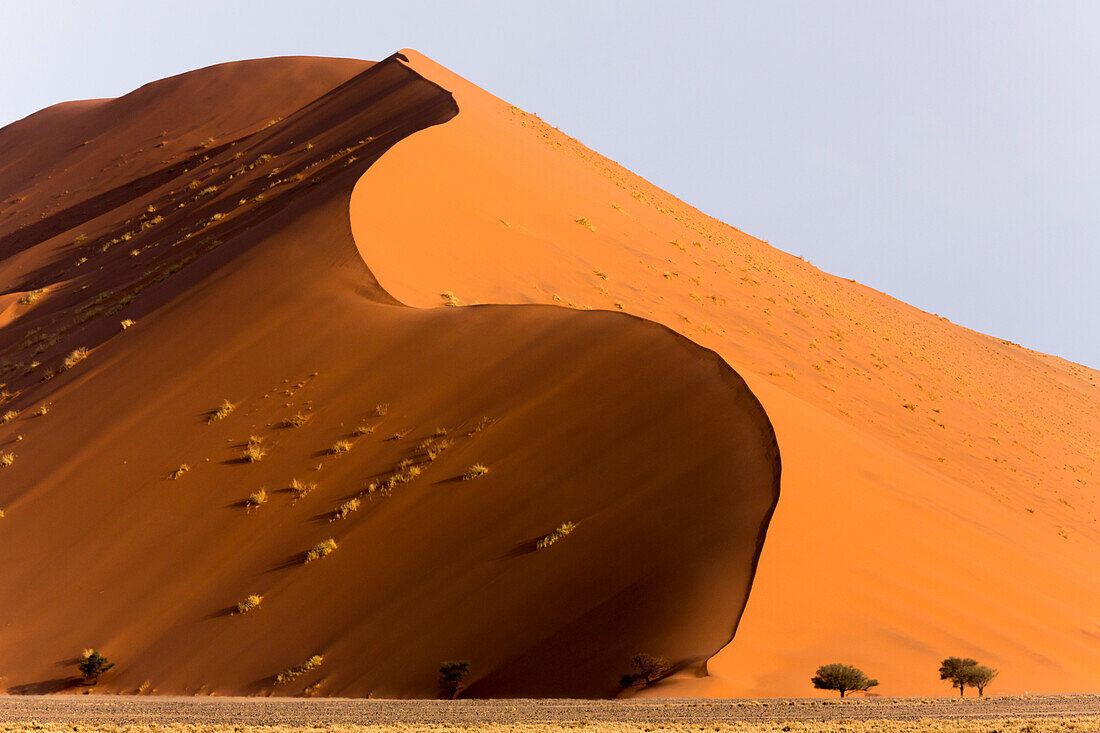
top-left (350, 50), bottom-right (1100, 697)
top-left (0, 54), bottom-right (779, 697)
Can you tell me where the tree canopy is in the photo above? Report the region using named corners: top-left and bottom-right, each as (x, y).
top-left (810, 663), bottom-right (879, 697)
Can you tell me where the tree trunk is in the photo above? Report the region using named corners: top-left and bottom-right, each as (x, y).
top-left (840, 689), bottom-right (846, 698)
top-left (960, 683), bottom-right (965, 697)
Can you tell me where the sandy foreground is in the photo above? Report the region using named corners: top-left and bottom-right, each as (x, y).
top-left (0, 695), bottom-right (1097, 732)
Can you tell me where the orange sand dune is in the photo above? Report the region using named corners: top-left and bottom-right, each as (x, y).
top-left (0, 55), bottom-right (779, 697)
top-left (351, 51), bottom-right (1100, 696)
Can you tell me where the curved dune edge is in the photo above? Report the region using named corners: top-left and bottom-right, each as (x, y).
top-left (342, 53), bottom-right (784, 694)
top-left (349, 50), bottom-right (1100, 697)
top-left (0, 53), bottom-right (782, 697)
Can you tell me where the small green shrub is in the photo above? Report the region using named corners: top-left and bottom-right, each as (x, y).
top-left (78, 649), bottom-right (115, 684)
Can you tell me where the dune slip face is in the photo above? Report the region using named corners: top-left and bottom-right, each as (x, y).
top-left (0, 53), bottom-right (780, 697)
top-left (351, 52), bottom-right (1100, 697)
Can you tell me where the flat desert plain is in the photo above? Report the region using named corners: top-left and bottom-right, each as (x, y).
top-left (0, 695), bottom-right (1098, 732)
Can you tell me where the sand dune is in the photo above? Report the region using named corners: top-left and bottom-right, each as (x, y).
top-left (0, 54), bottom-right (779, 697)
top-left (350, 51), bottom-right (1099, 696)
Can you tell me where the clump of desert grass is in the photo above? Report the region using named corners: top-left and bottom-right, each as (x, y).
top-left (282, 412), bottom-right (310, 428)
top-left (1, 452), bottom-right (15, 468)
top-left (331, 439), bottom-right (353, 455)
top-left (304, 538), bottom-right (337, 563)
top-left (1, 410), bottom-right (18, 424)
top-left (246, 489), bottom-right (268, 508)
top-left (537, 521), bottom-right (576, 549)
top-left (170, 464), bottom-right (190, 479)
top-left (330, 497), bottom-right (361, 522)
top-left (290, 478), bottom-right (317, 499)
top-left (34, 404), bottom-right (50, 417)
top-left (574, 216), bottom-right (597, 231)
top-left (374, 403), bottom-right (389, 416)
top-left (440, 291), bottom-right (460, 306)
top-left (120, 319), bottom-right (136, 330)
top-left (63, 347), bottom-right (88, 370)
top-left (19, 289), bottom-right (45, 305)
top-left (463, 463), bottom-right (489, 480)
top-left (353, 424), bottom-right (374, 436)
top-left (234, 594), bottom-right (263, 614)
top-left (241, 436), bottom-right (265, 463)
top-left (208, 399), bottom-right (235, 423)
top-left (275, 654), bottom-right (323, 685)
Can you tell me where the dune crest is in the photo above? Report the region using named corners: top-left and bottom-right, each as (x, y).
top-left (349, 50), bottom-right (1100, 697)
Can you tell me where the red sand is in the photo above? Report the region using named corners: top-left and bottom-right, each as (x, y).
top-left (351, 51), bottom-right (1100, 697)
top-left (0, 50), bottom-right (1096, 699)
top-left (0, 55), bottom-right (778, 698)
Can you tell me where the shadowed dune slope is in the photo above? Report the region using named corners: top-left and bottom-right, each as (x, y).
top-left (350, 50), bottom-right (1100, 697)
top-left (0, 55), bottom-right (780, 697)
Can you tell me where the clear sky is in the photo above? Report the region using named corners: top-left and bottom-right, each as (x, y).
top-left (3, 1), bottom-right (1097, 367)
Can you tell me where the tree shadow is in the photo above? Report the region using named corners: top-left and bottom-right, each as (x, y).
top-left (8, 676), bottom-right (81, 694)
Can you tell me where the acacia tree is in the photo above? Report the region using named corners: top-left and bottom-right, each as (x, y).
top-left (939, 657), bottom-right (979, 696)
top-left (438, 660), bottom-right (470, 699)
top-left (966, 664), bottom-right (999, 697)
top-left (77, 649), bottom-right (114, 685)
top-left (810, 663), bottom-right (879, 698)
top-left (619, 654), bottom-right (673, 689)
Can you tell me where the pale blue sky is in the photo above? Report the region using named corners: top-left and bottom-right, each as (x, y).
top-left (3, 1), bottom-right (1097, 367)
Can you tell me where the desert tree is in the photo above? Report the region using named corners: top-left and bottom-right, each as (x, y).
top-left (78, 649), bottom-right (115, 684)
top-left (619, 654), bottom-right (673, 688)
top-left (810, 663), bottom-right (879, 697)
top-left (439, 660), bottom-right (470, 699)
top-left (939, 656), bottom-right (979, 696)
top-left (966, 664), bottom-right (999, 697)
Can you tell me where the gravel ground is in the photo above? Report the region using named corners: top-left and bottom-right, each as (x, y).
top-left (0, 695), bottom-right (1096, 726)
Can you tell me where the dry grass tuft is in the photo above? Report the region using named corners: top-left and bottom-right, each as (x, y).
top-left (304, 539), bottom-right (337, 563)
top-left (354, 424), bottom-right (374, 436)
top-left (241, 436), bottom-right (266, 463)
top-left (275, 654), bottom-right (324, 685)
top-left (208, 399), bottom-right (235, 423)
top-left (234, 594), bottom-right (263, 614)
top-left (463, 464), bottom-right (489, 480)
top-left (331, 439), bottom-right (353, 455)
top-left (290, 478), bottom-right (317, 499)
top-left (374, 403), bottom-right (389, 416)
top-left (34, 404), bottom-right (50, 417)
top-left (63, 347), bottom-right (88, 369)
top-left (120, 319), bottom-right (136, 330)
top-left (282, 412), bottom-right (310, 428)
top-left (0, 453), bottom-right (13, 468)
top-left (19, 289), bottom-right (45, 305)
top-left (331, 497), bottom-right (361, 522)
top-left (537, 521), bottom-right (576, 549)
top-left (246, 489), bottom-right (268, 507)
top-left (170, 464), bottom-right (190, 480)
top-left (440, 291), bottom-right (460, 306)
top-left (1, 410), bottom-right (18, 423)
